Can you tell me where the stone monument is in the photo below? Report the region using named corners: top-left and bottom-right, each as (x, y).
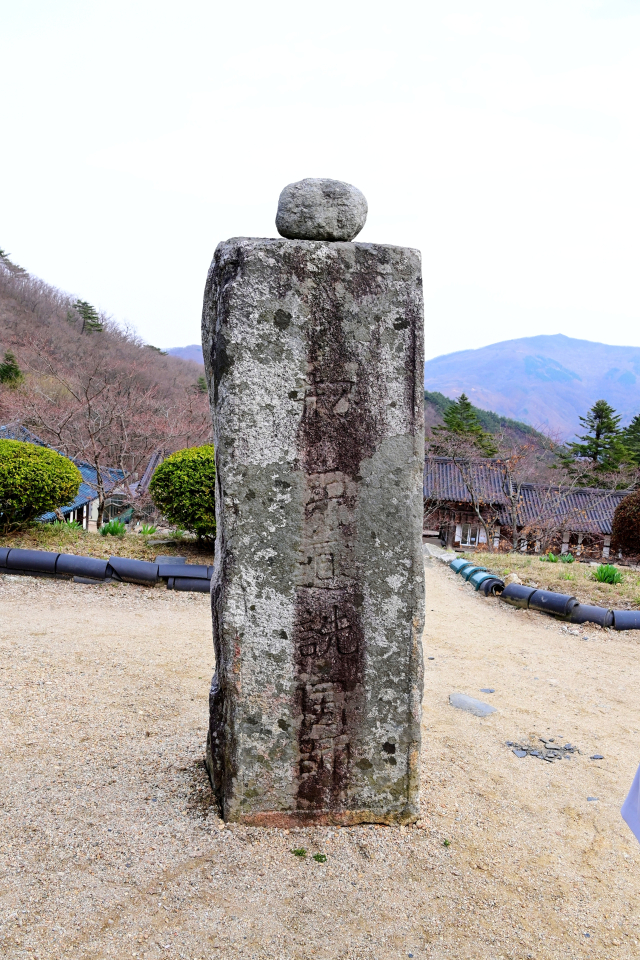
top-left (202, 178), bottom-right (425, 825)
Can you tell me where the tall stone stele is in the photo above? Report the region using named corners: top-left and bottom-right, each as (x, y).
top-left (202, 178), bottom-right (425, 826)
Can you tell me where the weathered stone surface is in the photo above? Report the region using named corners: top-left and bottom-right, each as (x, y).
top-left (202, 237), bottom-right (424, 826)
top-left (276, 179), bottom-right (368, 241)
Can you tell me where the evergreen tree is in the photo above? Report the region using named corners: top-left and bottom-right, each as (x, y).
top-left (73, 299), bottom-right (104, 333)
top-left (622, 413), bottom-right (640, 466)
top-left (567, 399), bottom-right (628, 470)
top-left (0, 248), bottom-right (27, 277)
top-left (0, 351), bottom-right (23, 387)
top-left (433, 392), bottom-right (497, 456)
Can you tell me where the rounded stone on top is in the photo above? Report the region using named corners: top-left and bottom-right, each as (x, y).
top-left (276, 178), bottom-right (367, 242)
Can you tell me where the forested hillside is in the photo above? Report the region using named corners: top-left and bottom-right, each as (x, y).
top-left (0, 249), bottom-right (211, 520)
top-left (424, 390), bottom-right (543, 446)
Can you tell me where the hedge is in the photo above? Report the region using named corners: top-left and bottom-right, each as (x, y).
top-left (0, 440), bottom-right (82, 531)
top-left (149, 445), bottom-right (216, 540)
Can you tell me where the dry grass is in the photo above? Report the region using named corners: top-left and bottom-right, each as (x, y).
top-left (0, 524), bottom-right (215, 564)
top-left (470, 550), bottom-right (640, 610)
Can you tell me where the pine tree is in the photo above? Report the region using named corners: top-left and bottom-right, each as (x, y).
top-left (73, 299), bottom-right (104, 333)
top-left (567, 399), bottom-right (628, 470)
top-left (0, 351), bottom-right (23, 387)
top-left (623, 413), bottom-right (640, 466)
top-left (0, 248), bottom-right (27, 277)
top-left (433, 393), bottom-right (497, 456)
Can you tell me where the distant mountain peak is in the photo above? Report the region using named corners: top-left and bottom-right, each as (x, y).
top-left (166, 344), bottom-right (204, 365)
top-left (164, 335), bottom-right (639, 441)
top-left (424, 334), bottom-right (640, 440)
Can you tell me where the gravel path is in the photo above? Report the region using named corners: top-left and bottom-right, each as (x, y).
top-left (1, 562), bottom-right (639, 959)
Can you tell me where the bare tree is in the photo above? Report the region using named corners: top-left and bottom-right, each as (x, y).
top-left (427, 432), bottom-right (501, 552)
top-left (517, 457), bottom-right (638, 555)
top-left (493, 429), bottom-right (558, 551)
top-left (5, 333), bottom-right (211, 526)
top-left (1, 248), bottom-right (212, 526)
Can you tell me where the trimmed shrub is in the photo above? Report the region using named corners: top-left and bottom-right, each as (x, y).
top-left (149, 445), bottom-right (216, 540)
top-left (0, 440), bottom-right (82, 531)
top-left (612, 489), bottom-right (640, 557)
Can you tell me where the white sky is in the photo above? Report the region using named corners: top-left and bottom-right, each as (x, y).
top-left (2, 0), bottom-right (640, 360)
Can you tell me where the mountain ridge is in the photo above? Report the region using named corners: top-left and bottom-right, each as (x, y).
top-left (167, 334), bottom-right (640, 442)
top-left (423, 333), bottom-right (640, 440)
top-left (166, 344), bottom-right (204, 365)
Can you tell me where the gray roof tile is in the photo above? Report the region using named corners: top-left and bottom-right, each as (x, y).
top-left (424, 457), bottom-right (628, 535)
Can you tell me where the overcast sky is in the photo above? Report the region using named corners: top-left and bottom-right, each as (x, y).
top-left (2, 0), bottom-right (640, 359)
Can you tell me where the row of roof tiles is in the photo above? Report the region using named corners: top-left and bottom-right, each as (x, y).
top-left (424, 457), bottom-right (629, 535)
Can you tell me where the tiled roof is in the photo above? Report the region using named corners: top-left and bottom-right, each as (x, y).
top-left (424, 457), bottom-right (629, 535)
top-left (423, 457), bottom-right (507, 505)
top-left (39, 461), bottom-right (125, 520)
top-left (0, 423), bottom-right (48, 446)
top-left (511, 484), bottom-right (626, 536)
top-left (139, 450), bottom-right (163, 491)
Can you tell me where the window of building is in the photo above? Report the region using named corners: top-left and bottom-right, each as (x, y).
top-left (460, 523), bottom-right (478, 546)
top-left (454, 523), bottom-right (488, 546)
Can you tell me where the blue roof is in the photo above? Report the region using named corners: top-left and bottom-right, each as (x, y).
top-left (0, 424), bottom-right (48, 446)
top-left (1, 423), bottom-right (125, 520)
top-left (39, 461), bottom-right (125, 520)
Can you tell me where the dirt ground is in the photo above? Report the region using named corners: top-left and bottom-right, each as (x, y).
top-left (1, 560), bottom-right (639, 960)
